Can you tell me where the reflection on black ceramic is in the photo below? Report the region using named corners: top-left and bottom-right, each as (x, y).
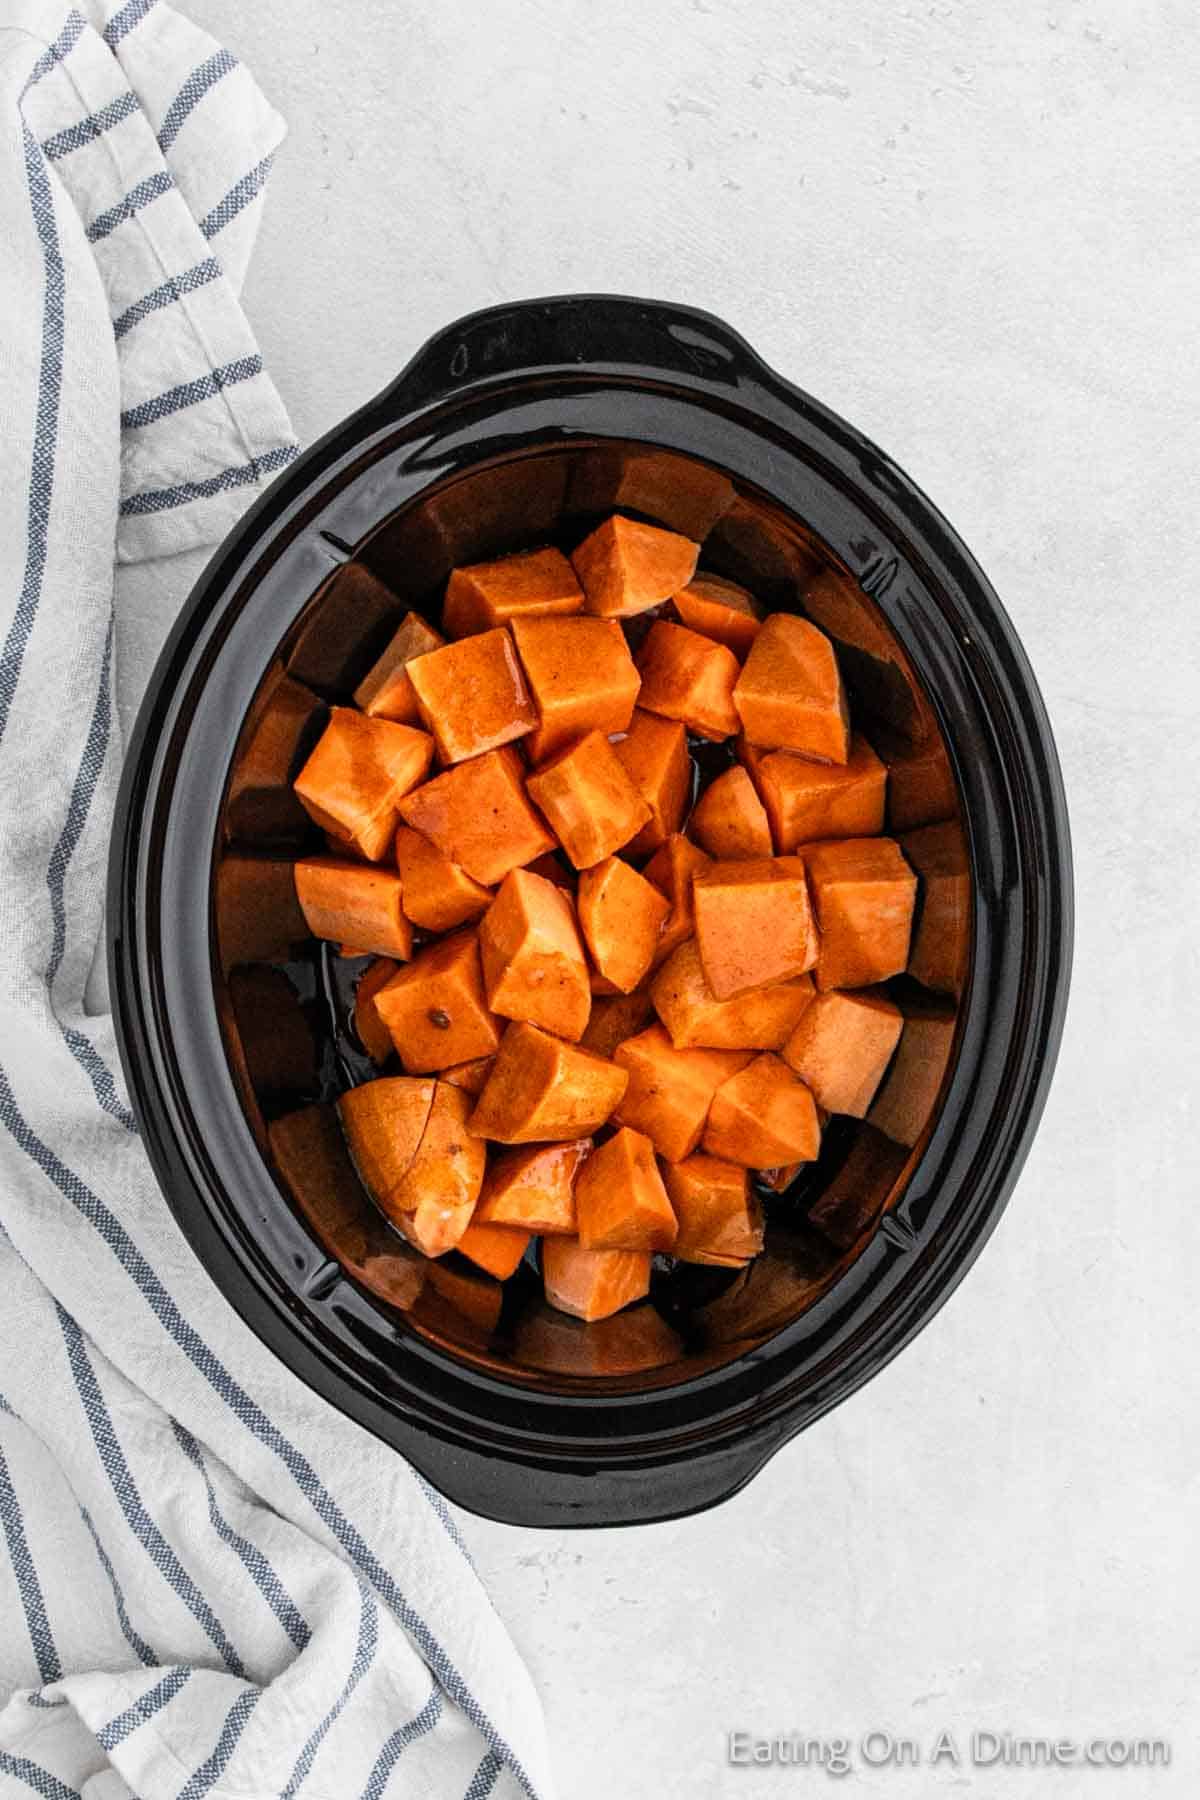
top-left (109, 296), bottom-right (1071, 1527)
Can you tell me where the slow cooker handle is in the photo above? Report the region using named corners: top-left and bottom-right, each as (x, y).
top-left (378, 293), bottom-right (769, 415)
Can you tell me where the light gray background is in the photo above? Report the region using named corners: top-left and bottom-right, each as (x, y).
top-left (168, 3), bottom-right (1199, 1794)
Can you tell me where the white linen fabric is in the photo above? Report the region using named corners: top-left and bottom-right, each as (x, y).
top-left (0, 4), bottom-right (552, 1796)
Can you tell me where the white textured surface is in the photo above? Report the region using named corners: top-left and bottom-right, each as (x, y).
top-left (171, 3), bottom-right (1199, 1792)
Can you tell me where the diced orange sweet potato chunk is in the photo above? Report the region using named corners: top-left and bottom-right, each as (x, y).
top-left (692, 857), bottom-right (818, 999)
top-left (510, 616), bottom-right (641, 762)
top-left (635, 620), bottom-right (740, 741)
top-left (756, 734), bottom-right (886, 852)
top-left (406, 627), bottom-right (536, 763)
top-left (478, 868), bottom-right (591, 1040)
top-left (900, 820), bottom-right (970, 995)
top-left (733, 613), bottom-right (849, 763)
top-left (781, 986), bottom-right (902, 1116)
top-left (613, 1023), bottom-right (752, 1162)
top-left (571, 515), bottom-right (699, 619)
top-left (354, 957), bottom-right (401, 1062)
top-left (642, 833), bottom-right (712, 966)
top-left (687, 765), bottom-right (772, 859)
top-left (579, 989), bottom-right (655, 1059)
top-left (373, 929), bottom-right (501, 1072)
top-left (294, 708), bottom-right (434, 861)
top-left (575, 1127), bottom-right (677, 1252)
top-left (703, 1053), bottom-right (821, 1167)
top-left (397, 747), bottom-right (554, 885)
top-left (469, 1022), bottom-right (628, 1144)
top-left (338, 1076), bottom-right (435, 1214)
top-left (613, 710), bottom-right (692, 856)
top-left (651, 939), bottom-right (814, 1050)
top-left (475, 1138), bottom-right (591, 1233)
top-left (801, 837), bottom-right (917, 991)
top-left (440, 1055), bottom-right (495, 1096)
top-left (868, 985), bottom-right (957, 1147)
top-left (443, 546), bottom-right (583, 638)
top-left (541, 1238), bottom-right (651, 1321)
top-left (294, 857), bottom-right (413, 959)
top-left (662, 1155), bottom-right (764, 1265)
top-left (457, 1219), bottom-right (532, 1281)
top-left (526, 729), bottom-right (651, 869)
top-left (392, 826), bottom-right (491, 932)
top-left (388, 1082), bottom-right (486, 1255)
top-left (354, 611), bottom-right (445, 722)
top-left (577, 856), bottom-right (670, 994)
top-left (672, 573), bottom-right (763, 656)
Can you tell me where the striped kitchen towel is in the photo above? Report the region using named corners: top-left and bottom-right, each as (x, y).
top-left (0, 4), bottom-right (553, 1798)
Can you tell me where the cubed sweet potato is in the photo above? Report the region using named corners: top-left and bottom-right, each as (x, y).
top-left (392, 826), bottom-right (491, 932)
top-left (642, 833), bottom-right (712, 966)
top-left (440, 1056), bottom-right (495, 1096)
top-left (475, 1138), bottom-right (591, 1233)
top-left (781, 986), bottom-right (903, 1116)
top-left (672, 573), bottom-right (763, 656)
top-left (294, 856), bottom-right (413, 959)
top-left (613, 709), bottom-right (692, 856)
top-left (373, 929), bottom-right (501, 1072)
top-left (294, 707), bottom-right (434, 861)
top-left (577, 856), bottom-right (670, 994)
top-left (733, 613), bottom-right (849, 763)
top-left (801, 837), bottom-right (917, 991)
top-left (571, 515), bottom-right (699, 619)
top-left (443, 546), bottom-right (583, 638)
top-left (406, 627), bottom-right (536, 763)
top-left (337, 1075), bottom-right (436, 1215)
top-left (388, 1082), bottom-right (486, 1255)
top-left (478, 868), bottom-right (591, 1040)
top-left (634, 620), bottom-right (740, 741)
top-left (703, 1053), bottom-right (821, 1167)
top-left (397, 746), bottom-right (554, 885)
top-left (692, 857), bottom-right (818, 999)
top-left (756, 734), bottom-right (886, 851)
top-left (579, 989), bottom-right (656, 1059)
top-left (662, 1155), bottom-right (764, 1265)
top-left (354, 611), bottom-right (445, 722)
top-left (541, 1238), bottom-right (651, 1321)
top-left (567, 447), bottom-right (734, 541)
top-left (511, 615), bottom-right (641, 762)
top-left (469, 1022), bottom-right (628, 1143)
top-left (688, 765), bottom-right (772, 859)
top-left (806, 1123), bottom-right (909, 1249)
top-left (900, 820), bottom-right (970, 996)
top-left (354, 957), bottom-right (401, 1062)
top-left (613, 1023), bottom-right (752, 1162)
top-left (651, 939), bottom-right (814, 1050)
top-left (457, 1219), bottom-right (533, 1281)
top-left (575, 1127), bottom-right (677, 1252)
top-left (526, 729), bottom-right (651, 869)
top-left (868, 984), bottom-right (957, 1147)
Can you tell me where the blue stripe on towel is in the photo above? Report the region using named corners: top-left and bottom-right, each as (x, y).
top-left (280, 1583), bottom-right (379, 1796)
top-left (24, 12), bottom-right (85, 89)
top-left (171, 1420), bottom-right (310, 1654)
top-left (177, 1687), bottom-right (262, 1800)
top-left (57, 1305), bottom-right (247, 1679)
top-left (0, 1074), bottom-right (542, 1800)
top-left (0, 1752), bottom-right (80, 1800)
top-left (119, 441), bottom-right (299, 515)
top-left (96, 1666), bottom-right (192, 1750)
top-left (0, 1431), bottom-right (62, 1682)
top-left (120, 355), bottom-right (263, 431)
top-left (112, 255), bottom-right (221, 339)
top-left (199, 153), bottom-right (274, 239)
top-left (78, 1504), bottom-right (158, 1666)
top-left (103, 0), bottom-right (158, 49)
top-left (86, 169), bottom-right (174, 243)
top-left (464, 1751), bottom-right (505, 1800)
top-left (158, 49), bottom-right (238, 153)
top-left (364, 1688), bottom-right (444, 1798)
top-left (0, 128), bottom-right (65, 749)
top-left (42, 91), bottom-right (139, 161)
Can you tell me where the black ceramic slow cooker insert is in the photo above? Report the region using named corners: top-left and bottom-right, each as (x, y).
top-left (108, 295), bottom-right (1072, 1528)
